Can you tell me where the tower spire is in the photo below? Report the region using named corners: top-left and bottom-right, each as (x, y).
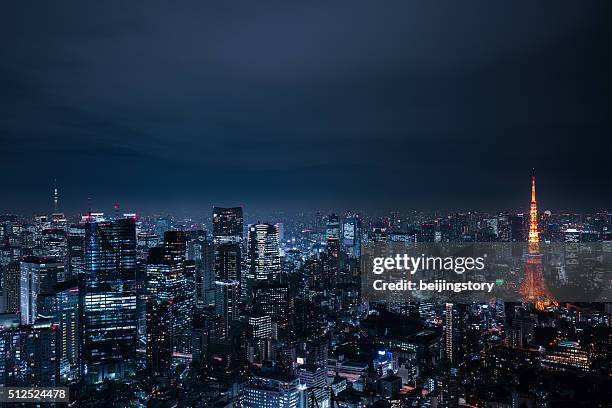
top-left (531, 169), bottom-right (536, 203)
top-left (53, 178), bottom-right (59, 213)
top-left (528, 170), bottom-right (538, 245)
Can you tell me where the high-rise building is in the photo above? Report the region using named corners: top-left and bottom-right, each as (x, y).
top-left (342, 212), bottom-right (361, 258)
top-left (0, 316), bottom-right (58, 387)
top-left (242, 371), bottom-right (300, 408)
top-left (324, 237), bottom-right (340, 286)
top-left (213, 207), bottom-right (244, 245)
top-left (66, 225), bottom-right (85, 280)
top-left (445, 303), bottom-right (455, 364)
top-left (214, 280), bottom-right (240, 339)
top-left (195, 235), bottom-right (215, 308)
top-left (81, 217), bottom-right (137, 384)
top-left (145, 297), bottom-right (173, 377)
top-left (146, 231), bottom-right (194, 360)
top-left (325, 214), bottom-right (340, 240)
top-left (252, 283), bottom-right (288, 326)
top-left (246, 223), bottom-right (281, 297)
top-left (215, 243), bottom-right (241, 281)
top-left (53, 279), bottom-right (79, 381)
top-left (248, 314), bottom-right (274, 363)
top-left (298, 365), bottom-right (329, 408)
top-left (20, 256), bottom-right (63, 325)
top-left (3, 261), bottom-right (20, 314)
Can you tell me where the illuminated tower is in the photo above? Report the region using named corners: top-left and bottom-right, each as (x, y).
top-left (82, 217), bottom-right (137, 383)
top-left (53, 178), bottom-right (59, 213)
top-left (528, 173), bottom-right (538, 249)
top-left (520, 172), bottom-right (556, 310)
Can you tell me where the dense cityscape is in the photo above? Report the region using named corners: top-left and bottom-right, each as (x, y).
top-left (2, 2), bottom-right (611, 407)
top-left (0, 176), bottom-right (609, 407)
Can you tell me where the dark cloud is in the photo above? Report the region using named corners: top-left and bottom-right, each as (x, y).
top-left (0, 1), bottom-right (610, 214)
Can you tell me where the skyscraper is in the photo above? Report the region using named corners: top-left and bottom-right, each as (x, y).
top-left (146, 231), bottom-right (194, 361)
top-left (53, 279), bottom-right (80, 381)
top-left (20, 256), bottom-right (63, 325)
top-left (298, 365), bottom-right (329, 408)
top-left (342, 212), bottom-right (361, 258)
top-left (195, 235), bottom-right (215, 308)
top-left (213, 207), bottom-right (244, 245)
top-left (325, 213), bottom-right (340, 240)
top-left (246, 223), bottom-right (281, 297)
top-left (215, 243), bottom-right (241, 281)
top-left (81, 217), bottom-right (137, 384)
top-left (3, 261), bottom-right (20, 314)
top-left (445, 303), bottom-right (455, 364)
top-left (214, 280), bottom-right (240, 339)
top-left (0, 317), bottom-right (59, 387)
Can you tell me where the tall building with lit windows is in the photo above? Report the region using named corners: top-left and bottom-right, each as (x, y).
top-left (0, 316), bottom-right (59, 387)
top-left (81, 217), bottom-right (137, 384)
top-left (342, 212), bottom-right (361, 258)
top-left (215, 243), bottom-right (241, 281)
top-left (53, 279), bottom-right (80, 382)
top-left (445, 303), bottom-right (455, 363)
top-left (145, 231), bottom-right (194, 362)
top-left (19, 256), bottom-right (63, 325)
top-left (213, 207), bottom-right (244, 245)
top-left (242, 371), bottom-right (300, 408)
top-left (214, 280), bottom-right (240, 339)
top-left (297, 365), bottom-right (329, 408)
top-left (246, 223), bottom-right (281, 297)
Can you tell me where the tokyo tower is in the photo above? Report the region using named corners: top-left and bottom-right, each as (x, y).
top-left (519, 171), bottom-right (557, 310)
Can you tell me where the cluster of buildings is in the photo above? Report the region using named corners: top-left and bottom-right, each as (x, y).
top-left (0, 180), bottom-right (610, 407)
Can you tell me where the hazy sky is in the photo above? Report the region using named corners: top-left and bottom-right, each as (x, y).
top-left (1, 1), bottom-right (610, 215)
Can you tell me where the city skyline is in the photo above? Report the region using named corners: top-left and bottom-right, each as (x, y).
top-left (2, 171), bottom-right (611, 219)
top-left (0, 2), bottom-right (610, 407)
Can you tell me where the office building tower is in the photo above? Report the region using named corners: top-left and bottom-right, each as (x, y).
top-left (66, 225), bottom-right (85, 280)
top-left (246, 223), bottom-right (281, 296)
top-left (0, 316), bottom-right (58, 387)
top-left (324, 237), bottom-right (340, 286)
top-left (242, 371), bottom-right (300, 408)
top-left (214, 280), bottom-right (240, 339)
top-left (342, 212), bottom-right (361, 258)
top-left (213, 207), bottom-right (243, 244)
top-left (145, 297), bottom-right (173, 377)
top-left (53, 279), bottom-right (79, 381)
top-left (20, 256), bottom-right (63, 325)
top-left (252, 283), bottom-right (288, 326)
top-left (445, 303), bottom-right (455, 363)
top-left (3, 261), bottom-right (20, 314)
top-left (298, 364), bottom-right (329, 408)
top-left (145, 231), bottom-right (194, 374)
top-left (191, 311), bottom-right (223, 364)
top-left (215, 243), bottom-right (241, 281)
top-left (325, 213), bottom-right (340, 240)
top-left (40, 228), bottom-right (67, 260)
top-left (248, 314), bottom-right (274, 362)
top-left (195, 236), bottom-right (215, 308)
top-left (82, 217), bottom-right (137, 384)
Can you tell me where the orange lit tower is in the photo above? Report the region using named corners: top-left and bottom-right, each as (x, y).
top-left (520, 171), bottom-right (556, 310)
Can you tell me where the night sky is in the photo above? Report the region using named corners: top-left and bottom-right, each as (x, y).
top-left (1, 2), bottom-right (610, 215)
